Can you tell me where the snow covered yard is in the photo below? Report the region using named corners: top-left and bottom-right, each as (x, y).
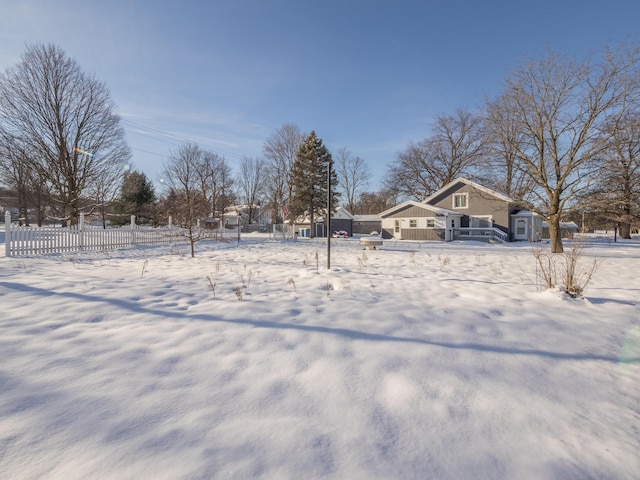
top-left (0, 236), bottom-right (638, 479)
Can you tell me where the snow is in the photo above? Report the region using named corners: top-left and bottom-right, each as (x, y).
top-left (0, 234), bottom-right (638, 479)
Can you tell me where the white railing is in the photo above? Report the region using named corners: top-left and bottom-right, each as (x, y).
top-left (4, 212), bottom-right (176, 257)
top-left (452, 227), bottom-right (509, 243)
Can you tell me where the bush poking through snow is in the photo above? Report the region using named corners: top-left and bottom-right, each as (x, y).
top-left (232, 286), bottom-right (243, 301)
top-left (531, 243), bottom-right (598, 297)
top-left (561, 243), bottom-right (598, 297)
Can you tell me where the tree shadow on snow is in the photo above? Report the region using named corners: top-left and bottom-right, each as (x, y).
top-left (2, 281), bottom-right (637, 366)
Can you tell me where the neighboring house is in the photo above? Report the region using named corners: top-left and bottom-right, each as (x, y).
top-left (289, 207), bottom-right (355, 237)
top-left (352, 214), bottom-right (382, 235)
top-left (204, 217), bottom-right (221, 229)
top-left (331, 207), bottom-right (354, 236)
top-left (223, 204), bottom-right (272, 230)
top-left (380, 178), bottom-right (543, 242)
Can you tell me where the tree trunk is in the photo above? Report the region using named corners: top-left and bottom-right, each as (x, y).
top-left (619, 222), bottom-right (631, 239)
top-left (547, 214), bottom-right (564, 253)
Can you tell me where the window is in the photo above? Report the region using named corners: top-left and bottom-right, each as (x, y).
top-left (409, 219), bottom-right (417, 228)
top-left (453, 193), bottom-right (468, 209)
top-left (470, 216), bottom-right (492, 228)
top-left (426, 218), bottom-right (435, 228)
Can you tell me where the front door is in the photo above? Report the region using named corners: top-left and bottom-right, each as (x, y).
top-left (514, 218), bottom-right (528, 240)
top-left (394, 220), bottom-right (401, 239)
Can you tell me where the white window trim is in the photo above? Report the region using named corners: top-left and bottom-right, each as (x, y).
top-left (453, 193), bottom-right (468, 209)
top-left (426, 218), bottom-right (436, 228)
top-left (409, 219), bottom-right (417, 228)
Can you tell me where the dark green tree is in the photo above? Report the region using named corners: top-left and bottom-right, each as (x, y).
top-left (289, 131), bottom-right (339, 237)
top-left (122, 170), bottom-right (156, 220)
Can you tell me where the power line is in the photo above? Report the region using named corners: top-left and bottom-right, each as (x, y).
top-left (121, 118), bottom-right (247, 163)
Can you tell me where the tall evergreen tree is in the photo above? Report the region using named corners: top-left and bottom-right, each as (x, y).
top-left (120, 170), bottom-right (156, 223)
top-left (289, 131), bottom-right (338, 237)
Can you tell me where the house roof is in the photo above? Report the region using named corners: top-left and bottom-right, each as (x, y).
top-left (333, 207), bottom-right (354, 220)
top-left (353, 214), bottom-right (381, 222)
top-left (379, 200), bottom-right (460, 218)
top-left (423, 177), bottom-right (514, 205)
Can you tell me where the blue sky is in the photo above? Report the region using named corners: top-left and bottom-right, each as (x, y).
top-left (1, 0), bottom-right (639, 190)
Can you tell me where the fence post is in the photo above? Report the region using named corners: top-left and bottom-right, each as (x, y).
top-left (131, 215), bottom-right (136, 246)
top-left (79, 213), bottom-right (85, 250)
top-left (5, 210), bottom-right (11, 257)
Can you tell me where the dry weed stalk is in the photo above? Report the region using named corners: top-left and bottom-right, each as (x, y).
top-left (232, 286), bottom-right (243, 301)
top-left (438, 255), bottom-right (451, 272)
top-left (206, 275), bottom-right (217, 298)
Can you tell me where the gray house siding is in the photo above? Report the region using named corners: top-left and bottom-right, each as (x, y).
top-left (401, 228), bottom-right (445, 241)
top-left (330, 218), bottom-right (352, 235)
top-left (386, 204), bottom-right (437, 219)
top-left (428, 183), bottom-right (511, 235)
top-left (380, 205), bottom-right (445, 240)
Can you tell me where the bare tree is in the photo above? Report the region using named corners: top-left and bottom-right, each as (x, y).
top-left (483, 94), bottom-right (536, 200)
top-left (0, 131), bottom-right (44, 225)
top-left (587, 112), bottom-right (640, 238)
top-left (0, 43), bottom-right (130, 225)
top-left (238, 156), bottom-right (265, 224)
top-left (489, 43), bottom-right (640, 252)
top-left (162, 143), bottom-right (211, 257)
top-left (384, 141), bottom-right (439, 201)
top-left (194, 151), bottom-right (235, 225)
top-left (262, 123), bottom-right (305, 223)
top-left (385, 109), bottom-right (485, 200)
top-left (354, 189), bottom-right (398, 215)
top-left (335, 147), bottom-right (370, 213)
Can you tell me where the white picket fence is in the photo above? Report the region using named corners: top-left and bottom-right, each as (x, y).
top-left (4, 211), bottom-right (176, 257)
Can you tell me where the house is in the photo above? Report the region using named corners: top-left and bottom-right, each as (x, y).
top-left (223, 204), bottom-right (272, 231)
top-left (380, 178), bottom-right (542, 242)
top-left (289, 207), bottom-right (356, 237)
top-left (380, 201), bottom-right (463, 241)
top-left (330, 207), bottom-right (354, 236)
top-left (352, 214), bottom-right (382, 235)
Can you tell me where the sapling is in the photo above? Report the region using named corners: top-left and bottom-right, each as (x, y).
top-left (206, 275), bottom-right (217, 298)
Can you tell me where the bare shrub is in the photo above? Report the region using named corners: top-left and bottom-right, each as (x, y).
top-left (232, 286), bottom-right (243, 301)
top-left (287, 277), bottom-right (296, 292)
top-left (561, 243), bottom-right (598, 298)
top-left (531, 243), bottom-right (597, 297)
top-left (532, 247), bottom-right (556, 290)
